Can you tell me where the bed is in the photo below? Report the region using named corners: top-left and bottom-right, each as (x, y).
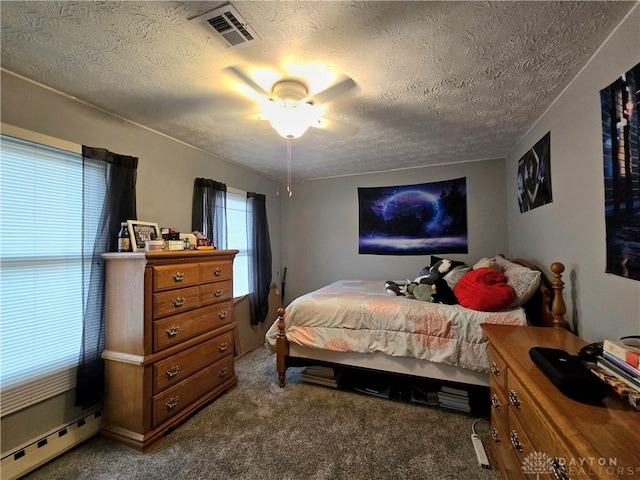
top-left (266, 256), bottom-right (569, 388)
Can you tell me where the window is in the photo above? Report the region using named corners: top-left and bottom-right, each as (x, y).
top-left (0, 132), bottom-right (106, 416)
top-left (226, 190), bottom-right (249, 297)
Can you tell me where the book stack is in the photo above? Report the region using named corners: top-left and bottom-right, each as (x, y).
top-left (353, 383), bottom-right (393, 399)
top-left (438, 385), bottom-right (471, 413)
top-left (300, 366), bottom-right (339, 388)
top-left (589, 339), bottom-right (640, 410)
top-left (409, 384), bottom-right (440, 406)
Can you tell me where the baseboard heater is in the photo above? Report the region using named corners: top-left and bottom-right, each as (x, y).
top-left (1, 409), bottom-right (101, 480)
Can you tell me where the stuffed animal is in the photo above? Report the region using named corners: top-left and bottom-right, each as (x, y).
top-left (385, 280), bottom-right (404, 296)
top-left (419, 258), bottom-right (463, 285)
top-left (412, 283), bottom-right (433, 301)
top-left (385, 279), bottom-right (421, 297)
top-left (385, 258), bottom-right (463, 304)
top-left (430, 278), bottom-right (459, 305)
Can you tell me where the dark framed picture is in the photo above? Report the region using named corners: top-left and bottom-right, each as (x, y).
top-left (127, 220), bottom-right (160, 252)
top-left (517, 132), bottom-right (552, 213)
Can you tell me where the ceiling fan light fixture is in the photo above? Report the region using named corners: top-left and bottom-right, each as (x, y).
top-left (268, 101), bottom-right (317, 139)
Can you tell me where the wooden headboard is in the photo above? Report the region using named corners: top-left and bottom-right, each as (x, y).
top-left (511, 259), bottom-right (569, 330)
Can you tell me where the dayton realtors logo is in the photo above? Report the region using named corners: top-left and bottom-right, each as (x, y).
top-left (522, 451), bottom-right (640, 478)
top-left (521, 452), bottom-right (554, 479)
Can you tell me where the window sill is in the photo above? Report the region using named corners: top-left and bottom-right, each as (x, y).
top-left (233, 294), bottom-right (249, 306)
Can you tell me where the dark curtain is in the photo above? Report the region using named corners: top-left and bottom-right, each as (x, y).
top-left (247, 192), bottom-right (272, 325)
top-left (192, 178), bottom-right (227, 249)
top-left (76, 146), bottom-right (137, 409)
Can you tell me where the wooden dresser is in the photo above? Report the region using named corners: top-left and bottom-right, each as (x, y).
top-left (101, 249), bottom-right (239, 452)
top-left (482, 325), bottom-right (639, 480)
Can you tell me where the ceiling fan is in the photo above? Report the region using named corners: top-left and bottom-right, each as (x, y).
top-left (225, 65), bottom-right (358, 139)
top-left (225, 66), bottom-right (358, 196)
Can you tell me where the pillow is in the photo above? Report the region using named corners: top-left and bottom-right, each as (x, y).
top-left (492, 256), bottom-right (541, 307)
top-left (454, 268), bottom-right (515, 311)
top-left (443, 265), bottom-right (471, 289)
top-left (472, 257), bottom-right (500, 271)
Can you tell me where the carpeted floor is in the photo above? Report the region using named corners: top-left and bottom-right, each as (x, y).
top-left (23, 346), bottom-right (501, 480)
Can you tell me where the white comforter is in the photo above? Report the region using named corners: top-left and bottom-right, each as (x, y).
top-left (266, 280), bottom-right (527, 373)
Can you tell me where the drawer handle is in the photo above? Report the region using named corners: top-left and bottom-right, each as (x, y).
top-left (213, 267), bottom-right (222, 276)
top-left (172, 297), bottom-right (186, 307)
top-left (509, 430), bottom-right (523, 452)
top-left (218, 342), bottom-right (228, 352)
top-left (218, 367), bottom-right (228, 377)
top-left (213, 289), bottom-right (224, 297)
top-left (490, 362), bottom-right (500, 376)
top-left (490, 428), bottom-right (500, 444)
top-left (166, 326), bottom-right (180, 338)
top-left (165, 396), bottom-right (179, 410)
top-left (508, 389), bottom-right (521, 408)
top-left (490, 393), bottom-right (501, 410)
top-left (218, 310), bottom-right (228, 319)
top-left (552, 458), bottom-right (571, 480)
top-left (172, 272), bottom-right (185, 282)
top-left (166, 365), bottom-right (180, 378)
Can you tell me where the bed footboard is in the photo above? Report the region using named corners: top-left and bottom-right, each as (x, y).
top-left (276, 307), bottom-right (289, 387)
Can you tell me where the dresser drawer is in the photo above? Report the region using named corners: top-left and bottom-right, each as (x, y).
top-left (153, 332), bottom-right (234, 394)
top-left (488, 345), bottom-right (507, 392)
top-left (152, 263), bottom-right (200, 292)
top-left (489, 417), bottom-right (525, 480)
top-left (199, 260), bottom-right (233, 283)
top-left (199, 279), bottom-right (233, 306)
top-left (152, 355), bottom-right (234, 427)
top-left (507, 372), bottom-right (587, 479)
top-left (489, 381), bottom-right (507, 433)
top-left (153, 302), bottom-right (233, 351)
top-left (153, 286), bottom-right (200, 319)
top-left (507, 408), bottom-right (536, 474)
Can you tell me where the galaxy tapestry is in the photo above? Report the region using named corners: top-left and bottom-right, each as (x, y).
top-left (600, 62), bottom-right (640, 281)
top-left (358, 178), bottom-right (468, 255)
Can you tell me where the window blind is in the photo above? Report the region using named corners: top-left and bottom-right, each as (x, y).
top-left (226, 191), bottom-right (249, 297)
top-left (0, 134), bottom-right (106, 416)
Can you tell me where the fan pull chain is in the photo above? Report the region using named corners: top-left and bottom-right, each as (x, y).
top-left (286, 137), bottom-right (293, 197)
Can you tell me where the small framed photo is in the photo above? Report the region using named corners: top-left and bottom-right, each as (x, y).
top-left (127, 220), bottom-right (160, 252)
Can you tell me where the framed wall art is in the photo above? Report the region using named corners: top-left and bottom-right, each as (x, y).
top-left (600, 62), bottom-right (640, 280)
top-left (127, 220), bottom-right (160, 252)
top-left (517, 132), bottom-right (552, 213)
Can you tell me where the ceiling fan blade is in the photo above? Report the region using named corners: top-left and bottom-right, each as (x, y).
top-left (306, 77), bottom-right (357, 105)
top-left (224, 66), bottom-right (270, 98)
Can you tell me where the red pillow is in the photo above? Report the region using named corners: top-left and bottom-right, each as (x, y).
top-left (454, 268), bottom-right (515, 311)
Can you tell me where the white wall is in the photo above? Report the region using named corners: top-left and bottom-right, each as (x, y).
top-left (505, 5), bottom-right (640, 341)
top-left (281, 158), bottom-right (509, 304)
top-left (1, 71), bottom-right (282, 452)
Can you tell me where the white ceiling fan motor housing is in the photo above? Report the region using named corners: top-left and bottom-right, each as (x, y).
top-left (271, 80), bottom-right (309, 103)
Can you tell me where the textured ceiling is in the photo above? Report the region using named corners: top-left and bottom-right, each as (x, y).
top-left (1, 1), bottom-right (635, 186)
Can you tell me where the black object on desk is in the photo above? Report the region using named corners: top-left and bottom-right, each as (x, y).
top-left (529, 347), bottom-right (610, 401)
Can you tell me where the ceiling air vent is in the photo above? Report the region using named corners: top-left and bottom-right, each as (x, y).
top-left (191, 4), bottom-right (260, 48)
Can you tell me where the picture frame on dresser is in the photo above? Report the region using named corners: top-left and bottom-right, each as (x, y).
top-left (127, 220), bottom-right (159, 252)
